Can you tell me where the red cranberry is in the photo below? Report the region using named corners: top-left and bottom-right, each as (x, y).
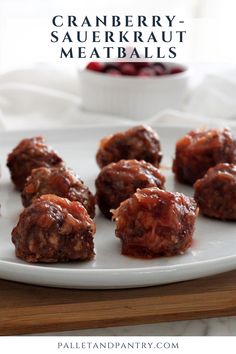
top-left (170, 66), bottom-right (184, 75)
top-left (105, 62), bottom-right (120, 70)
top-left (138, 67), bottom-right (156, 77)
top-left (154, 66), bottom-right (165, 76)
top-left (154, 62), bottom-right (167, 71)
top-left (86, 62), bottom-right (105, 72)
top-left (120, 63), bottom-right (137, 76)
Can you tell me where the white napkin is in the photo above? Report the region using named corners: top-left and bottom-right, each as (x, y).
top-left (0, 64), bottom-right (135, 130)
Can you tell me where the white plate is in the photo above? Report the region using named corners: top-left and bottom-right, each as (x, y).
top-left (0, 125), bottom-right (235, 289)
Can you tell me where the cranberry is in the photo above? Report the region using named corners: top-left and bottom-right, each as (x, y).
top-left (86, 62), bottom-right (105, 72)
top-left (105, 62), bottom-right (120, 70)
top-left (105, 68), bottom-right (121, 76)
top-left (134, 62), bottom-right (149, 69)
top-left (154, 66), bottom-right (165, 76)
top-left (152, 63), bottom-right (166, 75)
top-left (138, 67), bottom-right (156, 77)
top-left (112, 62), bottom-right (124, 68)
top-left (120, 63), bottom-right (137, 76)
top-left (170, 66), bottom-right (184, 75)
top-left (154, 62), bottom-right (167, 71)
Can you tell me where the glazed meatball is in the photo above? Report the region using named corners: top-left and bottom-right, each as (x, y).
top-left (95, 159), bottom-right (165, 219)
top-left (113, 187), bottom-right (198, 258)
top-left (96, 125), bottom-right (162, 168)
top-left (194, 163), bottom-right (236, 220)
top-left (12, 194), bottom-right (96, 263)
top-left (173, 128), bottom-right (236, 185)
top-left (7, 136), bottom-right (63, 191)
top-left (21, 166), bottom-right (95, 218)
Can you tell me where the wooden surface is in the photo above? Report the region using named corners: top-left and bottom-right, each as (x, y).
top-left (1, 270), bottom-right (236, 335)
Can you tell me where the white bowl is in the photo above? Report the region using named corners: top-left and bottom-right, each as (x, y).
top-left (79, 63), bottom-right (191, 120)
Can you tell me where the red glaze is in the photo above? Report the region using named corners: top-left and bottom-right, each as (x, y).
top-left (21, 166), bottom-right (95, 218)
top-left (7, 136), bottom-right (64, 191)
top-left (96, 125), bottom-right (162, 169)
top-left (173, 128), bottom-right (236, 185)
top-left (113, 187), bottom-right (198, 259)
top-left (12, 194), bottom-right (96, 263)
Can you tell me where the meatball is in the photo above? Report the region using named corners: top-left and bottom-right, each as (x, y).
top-left (194, 163), bottom-right (236, 220)
top-left (113, 187), bottom-right (198, 258)
top-left (21, 166), bottom-right (95, 218)
top-left (7, 136), bottom-right (63, 191)
top-left (12, 194), bottom-right (96, 263)
top-left (95, 159), bottom-right (165, 219)
top-left (96, 125), bottom-right (162, 168)
top-left (173, 128), bottom-right (236, 185)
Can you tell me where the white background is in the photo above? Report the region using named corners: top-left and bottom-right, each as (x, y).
top-left (0, 0), bottom-right (236, 73)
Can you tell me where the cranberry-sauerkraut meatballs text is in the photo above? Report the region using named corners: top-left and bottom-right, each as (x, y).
top-left (194, 163), bottom-right (236, 220)
top-left (12, 194), bottom-right (96, 263)
top-left (113, 187), bottom-right (198, 258)
top-left (96, 125), bottom-right (162, 168)
top-left (173, 128), bottom-right (236, 185)
top-left (96, 159), bottom-right (165, 219)
top-left (21, 166), bottom-right (95, 218)
top-left (7, 136), bottom-right (63, 191)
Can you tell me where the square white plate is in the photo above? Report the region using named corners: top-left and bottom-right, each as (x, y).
top-left (0, 125), bottom-right (235, 289)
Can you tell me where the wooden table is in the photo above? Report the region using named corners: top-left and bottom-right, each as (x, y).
top-left (1, 270), bottom-right (236, 335)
